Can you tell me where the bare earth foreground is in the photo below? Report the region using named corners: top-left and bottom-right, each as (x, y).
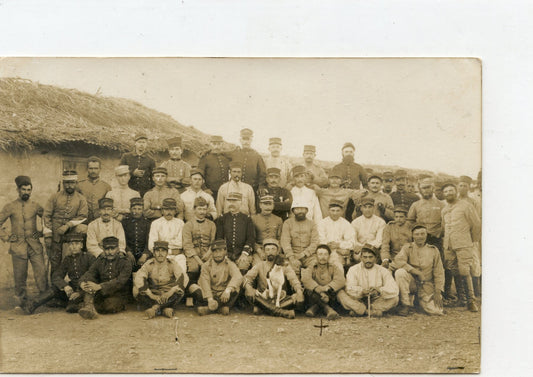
top-left (0, 288), bottom-right (480, 374)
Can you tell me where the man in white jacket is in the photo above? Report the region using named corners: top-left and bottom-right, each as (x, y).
top-left (290, 165), bottom-right (322, 223)
top-left (351, 197), bottom-right (386, 263)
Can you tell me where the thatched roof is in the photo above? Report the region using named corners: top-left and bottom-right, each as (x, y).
top-left (0, 77), bottom-right (225, 155)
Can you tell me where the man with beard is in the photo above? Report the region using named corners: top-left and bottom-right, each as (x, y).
top-left (77, 156), bottom-right (111, 223)
top-left (0, 176), bottom-right (48, 310)
top-left (280, 202), bottom-right (320, 275)
top-left (160, 136), bottom-right (192, 193)
top-left (332, 142), bottom-right (368, 190)
top-left (394, 224), bottom-right (444, 316)
top-left (217, 161), bottom-right (256, 216)
top-left (351, 174), bottom-right (394, 222)
top-left (198, 135), bottom-right (231, 200)
top-left (215, 192), bottom-right (255, 274)
top-left (182, 197), bottom-right (217, 284)
top-left (390, 170), bottom-right (419, 210)
top-left (229, 128), bottom-right (267, 191)
top-left (301, 244), bottom-right (346, 320)
top-left (381, 205), bottom-right (412, 269)
top-left (121, 198), bottom-right (151, 271)
top-left (441, 182), bottom-right (481, 312)
top-left (120, 132), bottom-right (156, 197)
top-left (193, 239), bottom-right (243, 316)
top-left (78, 236), bottom-right (133, 319)
top-left (263, 137), bottom-right (292, 188)
top-left (252, 195), bottom-right (283, 264)
top-left (22, 233), bottom-right (96, 315)
top-left (244, 238), bottom-right (304, 319)
top-left (457, 175), bottom-right (481, 216)
top-left (301, 145), bottom-right (328, 188)
top-left (257, 167), bottom-right (293, 221)
top-left (43, 170), bottom-right (88, 278)
top-left (180, 168), bottom-right (217, 222)
top-left (317, 199), bottom-right (355, 271)
top-left (106, 165), bottom-right (141, 221)
top-left (143, 167), bottom-right (185, 222)
top-left (341, 245), bottom-right (399, 317)
top-left (134, 240), bottom-right (188, 319)
top-left (86, 198), bottom-right (126, 258)
top-left (290, 165), bottom-right (322, 223)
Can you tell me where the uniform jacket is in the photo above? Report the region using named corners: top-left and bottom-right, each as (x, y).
top-left (198, 151), bottom-right (231, 193)
top-left (199, 257), bottom-right (243, 299)
top-left (105, 185), bottom-right (140, 215)
top-left (160, 159), bottom-right (191, 184)
top-left (407, 196), bottom-right (444, 238)
top-left (304, 163), bottom-right (329, 188)
top-left (143, 186), bottom-right (185, 220)
top-left (280, 217), bottom-right (319, 260)
top-left (332, 161), bottom-right (367, 189)
top-left (80, 253), bottom-right (133, 296)
top-left (120, 152), bottom-right (156, 195)
top-left (381, 221), bottom-right (412, 261)
top-left (352, 191), bottom-right (395, 222)
top-left (315, 187), bottom-right (363, 219)
top-left (252, 213), bottom-right (283, 245)
top-left (257, 184), bottom-right (292, 220)
top-left (43, 190), bottom-right (88, 242)
top-left (216, 180), bottom-right (256, 216)
top-left (244, 260), bottom-right (302, 294)
top-left (0, 199), bottom-right (44, 258)
top-left (301, 262), bottom-right (345, 292)
top-left (392, 242), bottom-right (444, 292)
top-left (264, 156), bottom-right (292, 188)
top-left (215, 212), bottom-right (255, 260)
top-left (229, 147), bottom-right (267, 189)
top-left (182, 217), bottom-right (217, 260)
top-left (121, 214), bottom-right (151, 260)
top-left (134, 258), bottom-right (188, 296)
top-left (390, 190), bottom-right (419, 210)
top-left (442, 200), bottom-right (481, 250)
top-left (77, 178), bottom-right (111, 222)
top-left (52, 252), bottom-right (96, 291)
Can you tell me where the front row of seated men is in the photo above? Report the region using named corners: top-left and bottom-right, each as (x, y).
top-left (21, 221), bottom-right (445, 320)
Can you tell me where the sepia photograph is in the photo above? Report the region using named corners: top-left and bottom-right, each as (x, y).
top-left (0, 57), bottom-right (482, 373)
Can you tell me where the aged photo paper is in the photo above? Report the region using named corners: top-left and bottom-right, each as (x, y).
top-left (0, 57), bottom-right (481, 373)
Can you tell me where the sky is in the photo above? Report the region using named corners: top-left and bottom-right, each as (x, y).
top-left (0, 57), bottom-right (481, 177)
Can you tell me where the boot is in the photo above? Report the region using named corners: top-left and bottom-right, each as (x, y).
top-left (305, 304), bottom-right (319, 317)
top-left (463, 276), bottom-right (479, 312)
top-left (454, 274), bottom-right (467, 307)
top-left (443, 269), bottom-right (457, 303)
top-left (278, 297), bottom-right (295, 310)
top-left (78, 293), bottom-right (98, 319)
top-left (324, 305), bottom-right (340, 320)
top-left (473, 276), bottom-right (481, 299)
top-left (22, 289), bottom-right (56, 314)
top-left (255, 296), bottom-right (295, 319)
top-left (273, 307), bottom-right (296, 319)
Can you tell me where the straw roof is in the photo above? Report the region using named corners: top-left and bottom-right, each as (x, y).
top-left (0, 77), bottom-right (224, 155)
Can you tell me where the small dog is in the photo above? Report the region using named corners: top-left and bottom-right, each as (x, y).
top-left (266, 254), bottom-right (286, 307)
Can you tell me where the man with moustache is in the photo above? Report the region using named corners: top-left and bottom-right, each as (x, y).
top-left (441, 182), bottom-right (481, 312)
top-left (351, 174), bottom-right (394, 222)
top-left (257, 167), bottom-right (293, 221)
top-left (180, 168), bottom-right (217, 222)
top-left (86, 198), bottom-right (127, 258)
top-left (290, 165), bottom-right (322, 223)
top-left (332, 142), bottom-right (368, 190)
top-left (229, 128), bottom-right (267, 191)
top-left (198, 135), bottom-right (231, 201)
top-left (78, 236), bottom-right (133, 319)
top-left (351, 197), bottom-right (386, 264)
top-left (314, 168), bottom-right (364, 220)
top-left (105, 165), bottom-right (141, 221)
top-left (43, 170), bottom-right (88, 278)
top-left (0, 176), bottom-right (48, 310)
top-left (252, 195), bottom-right (283, 264)
top-left (381, 205), bottom-right (412, 269)
top-left (457, 175), bottom-right (481, 216)
top-left (160, 136), bottom-right (192, 193)
top-left (217, 161), bottom-right (256, 216)
top-left (120, 132), bottom-right (156, 197)
top-left (77, 156), bottom-right (111, 223)
top-left (301, 145), bottom-right (329, 188)
top-left (382, 171), bottom-right (395, 195)
top-left (263, 137), bottom-right (292, 188)
top-left (143, 167), bottom-right (185, 222)
top-left (121, 198), bottom-right (151, 271)
top-left (390, 170), bottom-right (419, 210)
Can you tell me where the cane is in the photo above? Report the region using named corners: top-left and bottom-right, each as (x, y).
top-left (367, 294), bottom-right (371, 319)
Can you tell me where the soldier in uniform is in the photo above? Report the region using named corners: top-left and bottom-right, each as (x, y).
top-left (160, 136), bottom-right (192, 193)
top-left (229, 128), bottom-right (267, 191)
top-left (332, 142), bottom-right (368, 190)
top-left (0, 176), bottom-right (48, 309)
top-left (381, 205), bottom-right (412, 269)
top-left (180, 168), bottom-right (217, 222)
top-left (197, 135), bottom-right (230, 201)
top-left (302, 145), bottom-right (328, 188)
top-left (134, 240), bottom-right (188, 319)
top-left (182, 197), bottom-right (217, 284)
top-left (86, 198), bottom-right (126, 258)
top-left (215, 192), bottom-right (256, 274)
top-left (351, 197), bottom-right (386, 263)
top-left (290, 165), bottom-right (322, 223)
top-left (301, 244), bottom-right (346, 320)
top-left (193, 239), bottom-right (243, 316)
top-left (390, 169), bottom-right (419, 210)
top-left (78, 236), bottom-right (133, 319)
top-left (22, 233), bottom-right (96, 314)
top-left (256, 167), bottom-right (293, 221)
top-left (120, 132), bottom-right (156, 197)
top-left (457, 175), bottom-right (481, 216)
top-left (244, 239), bottom-right (304, 319)
top-left (351, 174), bottom-right (394, 222)
top-left (314, 168), bottom-right (364, 220)
top-left (252, 195), bottom-right (283, 264)
top-left (121, 198), bottom-right (151, 271)
top-left (143, 166), bottom-right (185, 221)
top-left (216, 161), bottom-right (256, 216)
top-left (43, 170), bottom-right (88, 278)
top-left (393, 224), bottom-right (445, 316)
top-left (382, 171), bottom-right (395, 195)
top-left (263, 137), bottom-right (292, 188)
top-left (77, 156), bottom-right (111, 223)
top-left (105, 165), bottom-right (141, 221)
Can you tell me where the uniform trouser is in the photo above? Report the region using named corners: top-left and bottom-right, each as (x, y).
top-left (136, 291), bottom-right (185, 310)
top-left (196, 290), bottom-right (239, 309)
top-left (90, 292), bottom-right (128, 314)
top-left (395, 268), bottom-right (443, 315)
top-left (444, 246), bottom-right (476, 301)
top-left (287, 253), bottom-right (317, 277)
top-left (337, 289), bottom-right (399, 315)
top-left (11, 248), bottom-right (48, 300)
top-left (247, 294), bottom-right (296, 315)
top-left (304, 289), bottom-right (339, 311)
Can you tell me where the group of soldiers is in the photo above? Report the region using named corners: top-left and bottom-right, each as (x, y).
top-left (0, 128), bottom-right (482, 320)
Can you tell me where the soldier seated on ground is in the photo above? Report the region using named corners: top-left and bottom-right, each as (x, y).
top-left (244, 239), bottom-right (304, 319)
top-left (340, 245), bottom-right (399, 317)
top-left (393, 224), bottom-right (445, 316)
top-left (133, 240), bottom-right (188, 319)
top-left (190, 239), bottom-right (243, 316)
top-left (300, 244), bottom-right (346, 320)
top-left (78, 236), bottom-right (133, 319)
top-left (21, 233), bottom-right (96, 314)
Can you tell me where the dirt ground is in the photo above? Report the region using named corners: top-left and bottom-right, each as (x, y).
top-left (0, 287), bottom-right (480, 374)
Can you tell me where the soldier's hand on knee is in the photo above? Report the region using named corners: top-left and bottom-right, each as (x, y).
top-left (220, 288), bottom-right (231, 303)
top-left (70, 292), bottom-right (81, 301)
top-left (434, 291), bottom-right (443, 309)
top-left (207, 298), bottom-right (218, 311)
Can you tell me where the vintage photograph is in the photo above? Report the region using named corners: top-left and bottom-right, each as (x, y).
top-left (0, 57), bottom-right (481, 373)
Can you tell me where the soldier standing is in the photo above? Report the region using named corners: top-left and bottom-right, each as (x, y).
top-left (77, 156), bottom-right (111, 223)
top-left (120, 132), bottom-right (156, 197)
top-left (229, 128), bottom-right (267, 191)
top-left (198, 135), bottom-right (231, 201)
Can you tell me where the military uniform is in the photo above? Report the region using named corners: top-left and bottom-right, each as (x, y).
top-left (280, 217), bottom-right (320, 272)
top-left (77, 178), bottom-right (111, 223)
top-left (264, 156), bottom-right (292, 188)
top-left (180, 188), bottom-right (217, 222)
top-left (381, 221), bottom-right (412, 264)
top-left (331, 160), bottom-right (367, 190)
top-left (229, 147), bottom-right (267, 190)
top-left (0, 197), bottom-right (48, 301)
top-left (182, 217), bottom-right (217, 280)
top-left (122, 214), bottom-right (151, 268)
top-left (105, 186), bottom-right (140, 218)
top-left (120, 152), bottom-right (156, 197)
top-left (196, 256), bottom-right (243, 309)
top-left (43, 189), bottom-right (88, 276)
top-left (390, 190), bottom-right (420, 210)
top-left (215, 212), bottom-right (255, 271)
top-left (257, 184), bottom-right (293, 221)
top-left (301, 261), bottom-right (346, 318)
top-left (252, 212), bottom-right (283, 263)
top-left (351, 191), bottom-right (395, 222)
top-left (143, 186), bottom-right (185, 220)
top-left (198, 150), bottom-right (230, 200)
